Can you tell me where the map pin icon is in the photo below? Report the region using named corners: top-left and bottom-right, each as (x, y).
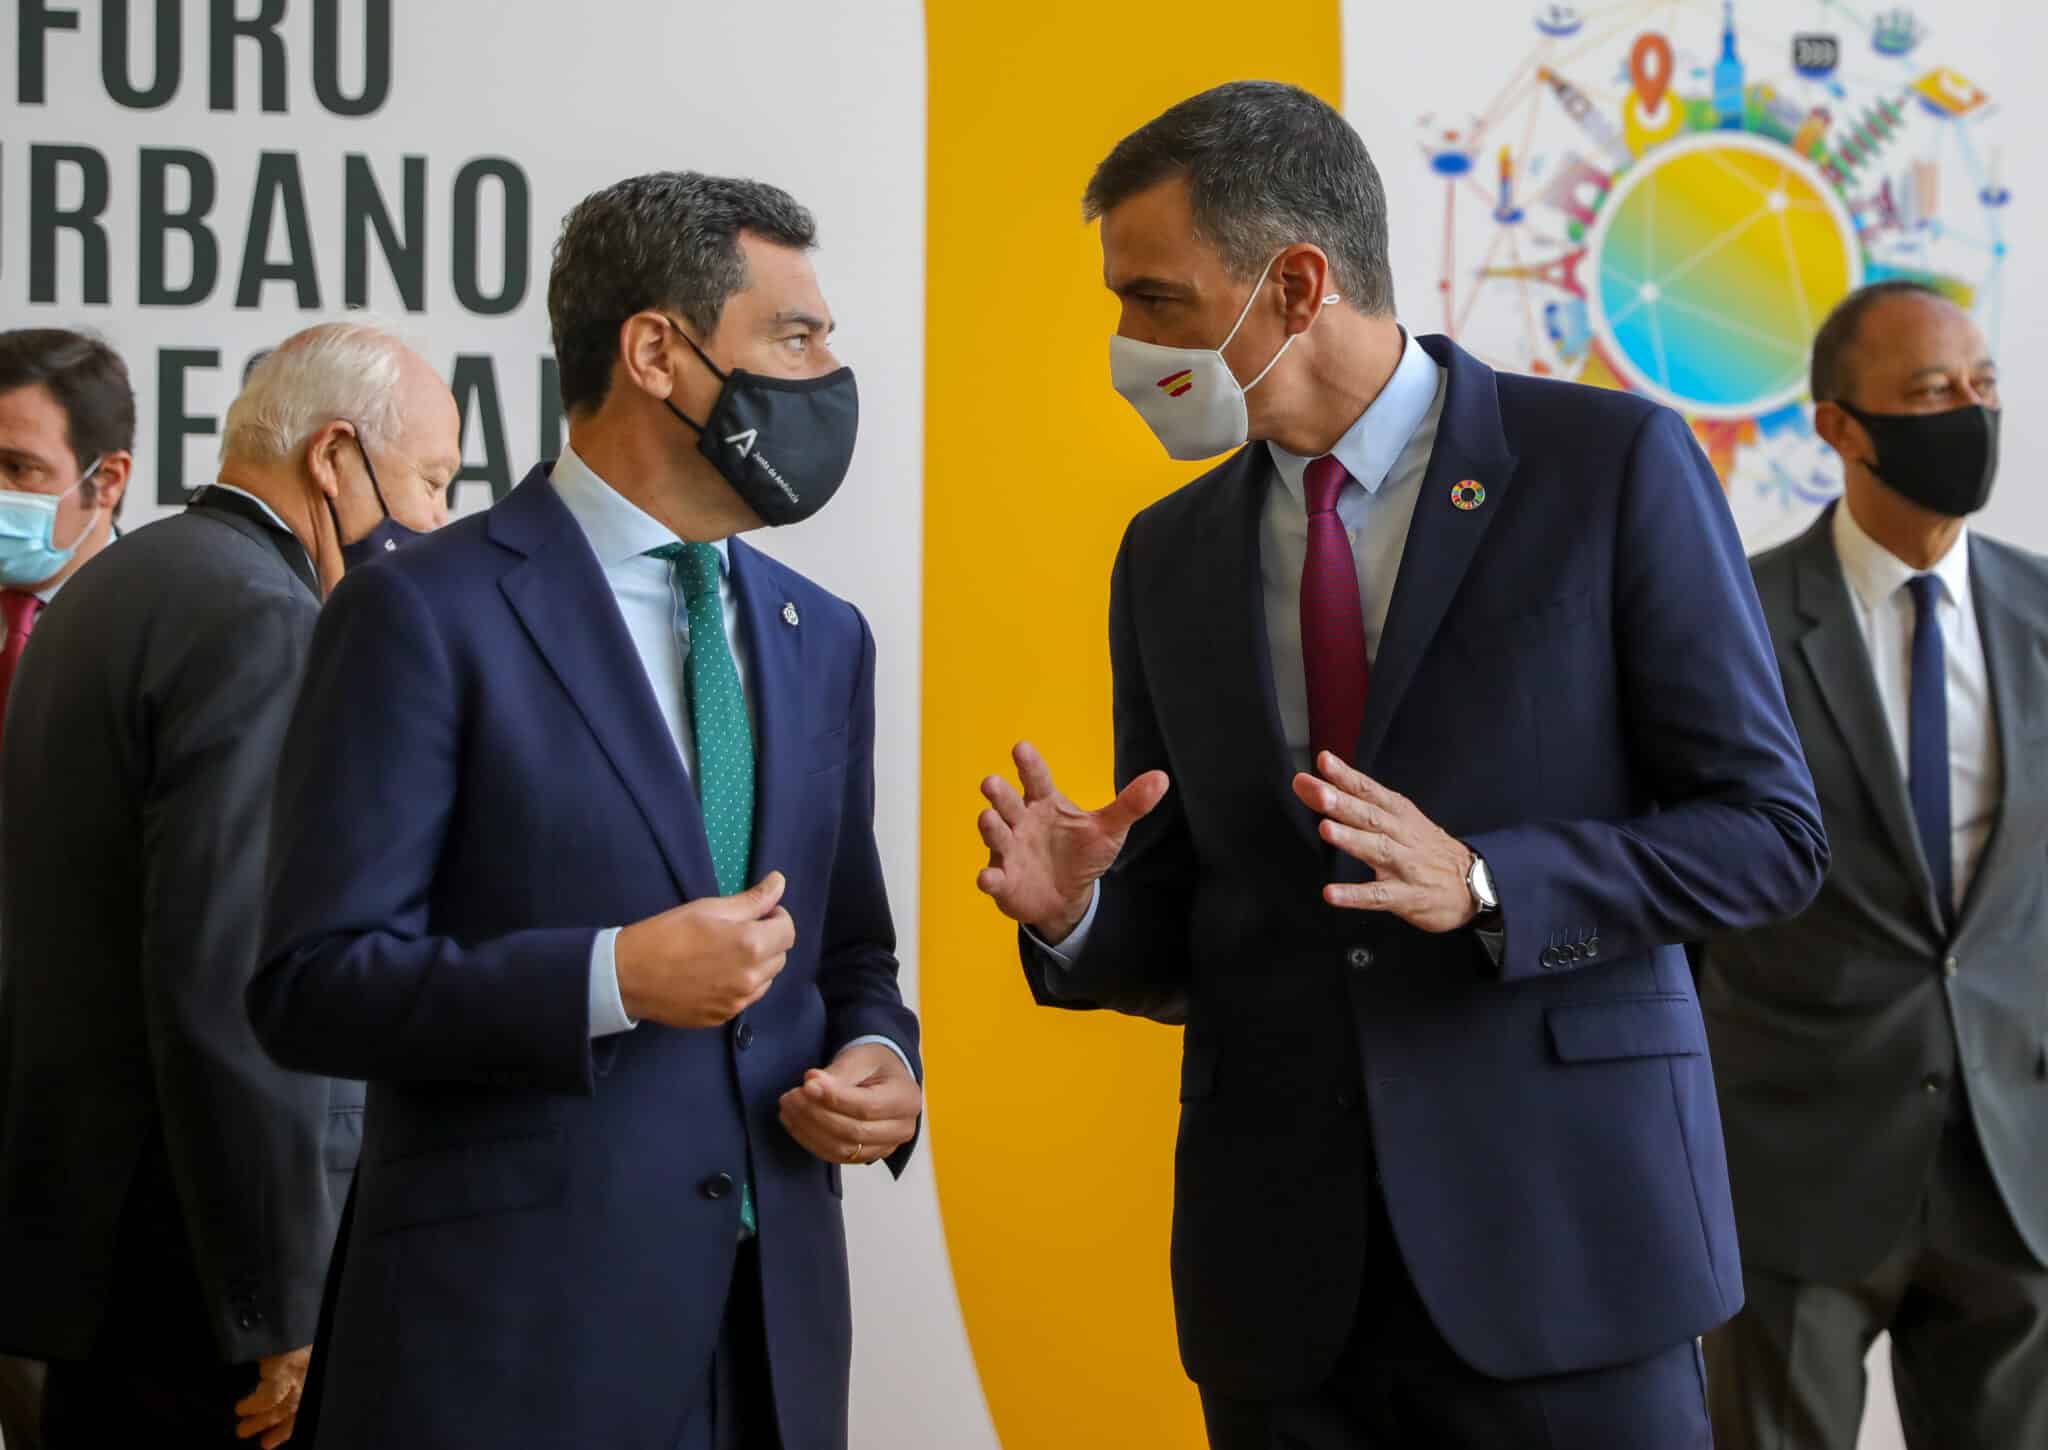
top-left (1629, 32), bottom-right (1673, 117)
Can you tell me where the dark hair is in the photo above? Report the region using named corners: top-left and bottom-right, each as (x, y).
top-left (548, 171), bottom-right (818, 414)
top-left (0, 328), bottom-right (136, 503)
top-left (1083, 80), bottom-right (1394, 315)
top-left (1809, 280), bottom-right (1946, 404)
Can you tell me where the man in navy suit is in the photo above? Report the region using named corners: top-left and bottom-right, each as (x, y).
top-left (250, 172), bottom-right (922, 1450)
top-left (975, 82), bottom-right (1827, 1447)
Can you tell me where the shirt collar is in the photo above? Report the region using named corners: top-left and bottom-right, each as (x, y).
top-left (549, 445), bottom-right (731, 573)
top-left (1269, 327), bottom-right (1441, 505)
top-left (1831, 497), bottom-right (1970, 614)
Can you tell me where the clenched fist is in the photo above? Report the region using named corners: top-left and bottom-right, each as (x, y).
top-left (615, 873), bottom-right (796, 1029)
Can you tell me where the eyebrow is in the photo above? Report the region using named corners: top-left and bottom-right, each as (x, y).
top-left (1107, 275), bottom-right (1194, 299)
top-left (771, 309), bottom-right (834, 336)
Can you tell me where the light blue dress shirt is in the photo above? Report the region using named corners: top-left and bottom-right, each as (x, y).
top-left (1044, 329), bottom-right (1448, 963)
top-left (549, 449), bottom-right (910, 1073)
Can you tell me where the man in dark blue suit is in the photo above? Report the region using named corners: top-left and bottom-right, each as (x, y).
top-left (975, 83), bottom-right (1827, 1447)
top-left (249, 172), bottom-right (922, 1450)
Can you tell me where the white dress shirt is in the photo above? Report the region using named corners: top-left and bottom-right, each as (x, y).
top-left (550, 448), bottom-right (909, 1072)
top-left (1831, 501), bottom-right (2000, 911)
top-left (1047, 330), bottom-right (1449, 959)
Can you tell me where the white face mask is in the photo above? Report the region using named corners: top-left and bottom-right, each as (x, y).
top-left (1108, 253), bottom-right (1339, 461)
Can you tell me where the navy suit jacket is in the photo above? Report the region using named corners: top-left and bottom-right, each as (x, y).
top-left (250, 467), bottom-right (919, 1450)
top-left (1025, 336), bottom-right (1827, 1396)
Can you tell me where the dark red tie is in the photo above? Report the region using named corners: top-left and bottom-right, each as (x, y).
top-left (1301, 456), bottom-right (1368, 767)
top-left (0, 590), bottom-right (43, 750)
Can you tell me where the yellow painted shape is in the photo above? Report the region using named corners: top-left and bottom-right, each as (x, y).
top-left (922, 5), bottom-right (1341, 1446)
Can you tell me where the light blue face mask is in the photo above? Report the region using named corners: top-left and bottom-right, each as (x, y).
top-left (0, 456), bottom-right (101, 589)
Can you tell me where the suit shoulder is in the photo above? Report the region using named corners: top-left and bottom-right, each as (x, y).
top-left (1495, 371), bottom-right (1664, 434)
top-left (1975, 531), bottom-right (2048, 625)
top-left (1125, 446), bottom-right (1260, 550)
top-left (60, 511), bottom-right (312, 618)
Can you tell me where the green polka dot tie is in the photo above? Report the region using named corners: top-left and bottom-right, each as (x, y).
top-left (648, 542), bottom-right (758, 1237)
top-left (646, 542), bottom-right (755, 898)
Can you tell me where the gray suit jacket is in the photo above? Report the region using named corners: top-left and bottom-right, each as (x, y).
top-left (0, 494), bottom-right (362, 1365)
top-left (1698, 503), bottom-right (2048, 1282)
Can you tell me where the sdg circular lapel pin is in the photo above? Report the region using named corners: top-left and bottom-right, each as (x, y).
top-left (1451, 480), bottom-right (1487, 511)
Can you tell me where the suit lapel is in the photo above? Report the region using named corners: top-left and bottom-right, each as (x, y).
top-left (725, 538), bottom-right (802, 882)
top-left (1173, 447), bottom-right (1319, 855)
top-left (1956, 538), bottom-right (2046, 931)
top-left (1792, 507), bottom-right (1946, 932)
top-left (1354, 335), bottom-right (1517, 773)
top-left (491, 469), bottom-right (721, 903)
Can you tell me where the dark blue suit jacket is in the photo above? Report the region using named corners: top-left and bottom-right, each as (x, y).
top-left (1025, 336), bottom-right (1827, 1396)
top-left (250, 467), bottom-right (919, 1450)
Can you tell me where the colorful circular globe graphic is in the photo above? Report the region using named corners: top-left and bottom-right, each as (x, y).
top-left (1584, 133), bottom-right (1862, 421)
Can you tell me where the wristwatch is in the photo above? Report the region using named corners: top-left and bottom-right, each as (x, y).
top-left (1466, 851), bottom-right (1499, 918)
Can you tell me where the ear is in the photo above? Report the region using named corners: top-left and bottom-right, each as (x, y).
top-left (1812, 401), bottom-right (1868, 466)
top-left (1273, 244), bottom-right (1335, 337)
top-left (304, 420), bottom-right (355, 500)
top-left (87, 450), bottom-right (132, 513)
top-left (618, 311), bottom-right (682, 403)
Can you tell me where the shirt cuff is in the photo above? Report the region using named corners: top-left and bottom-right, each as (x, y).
top-left (841, 1034), bottom-right (917, 1081)
top-left (588, 927), bottom-right (637, 1039)
top-left (1022, 881), bottom-right (1102, 967)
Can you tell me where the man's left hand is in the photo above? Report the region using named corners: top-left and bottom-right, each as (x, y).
top-left (1293, 752), bottom-right (1479, 933)
top-left (234, 1346), bottom-right (309, 1447)
top-left (779, 1041), bottom-right (922, 1168)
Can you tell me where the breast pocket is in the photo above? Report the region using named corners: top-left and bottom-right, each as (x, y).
top-left (1450, 588), bottom-right (1598, 660)
top-left (804, 723), bottom-right (851, 777)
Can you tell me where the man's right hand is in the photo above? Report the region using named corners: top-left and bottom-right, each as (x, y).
top-left (975, 742), bottom-right (1170, 943)
top-left (615, 873), bottom-right (795, 1029)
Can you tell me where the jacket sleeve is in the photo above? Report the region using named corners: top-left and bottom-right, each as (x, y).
top-left (249, 561), bottom-right (597, 1094)
top-left (1467, 406), bottom-right (1830, 981)
top-left (1018, 523), bottom-right (1192, 1023)
top-left (139, 582), bottom-right (345, 1357)
top-left (818, 607), bottom-right (923, 1175)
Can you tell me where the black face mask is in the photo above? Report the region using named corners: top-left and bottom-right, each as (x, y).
top-left (1837, 401), bottom-right (2001, 518)
top-left (661, 318), bottom-right (858, 527)
top-left (328, 433), bottom-right (426, 572)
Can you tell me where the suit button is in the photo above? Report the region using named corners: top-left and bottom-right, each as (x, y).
top-left (1334, 1088), bottom-right (1357, 1109)
top-left (700, 1172), bottom-right (735, 1200)
top-left (1942, 955), bottom-right (1959, 977)
top-left (735, 1022), bottom-right (756, 1050)
top-left (1540, 947), bottom-right (1560, 969)
top-left (237, 1310), bottom-right (259, 1330)
top-left (1346, 946), bottom-right (1375, 971)
top-left (1585, 938), bottom-right (1600, 959)
top-left (1922, 1074), bottom-right (1946, 1095)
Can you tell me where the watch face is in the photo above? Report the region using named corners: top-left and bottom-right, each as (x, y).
top-left (1470, 857), bottom-right (1497, 909)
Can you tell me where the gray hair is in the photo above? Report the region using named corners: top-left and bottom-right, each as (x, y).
top-left (1083, 80), bottom-right (1395, 316)
top-left (221, 318), bottom-right (414, 465)
top-left (548, 171), bottom-right (818, 415)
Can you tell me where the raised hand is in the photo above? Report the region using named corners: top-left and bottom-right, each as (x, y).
top-left (975, 742), bottom-right (1169, 943)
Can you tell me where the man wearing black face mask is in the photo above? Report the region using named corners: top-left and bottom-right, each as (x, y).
top-left (249, 172), bottom-right (921, 1450)
top-left (0, 319), bottom-right (455, 1449)
top-left (1698, 280), bottom-right (2048, 1448)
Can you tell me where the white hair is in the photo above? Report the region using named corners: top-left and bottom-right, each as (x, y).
top-left (220, 317), bottom-right (416, 465)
